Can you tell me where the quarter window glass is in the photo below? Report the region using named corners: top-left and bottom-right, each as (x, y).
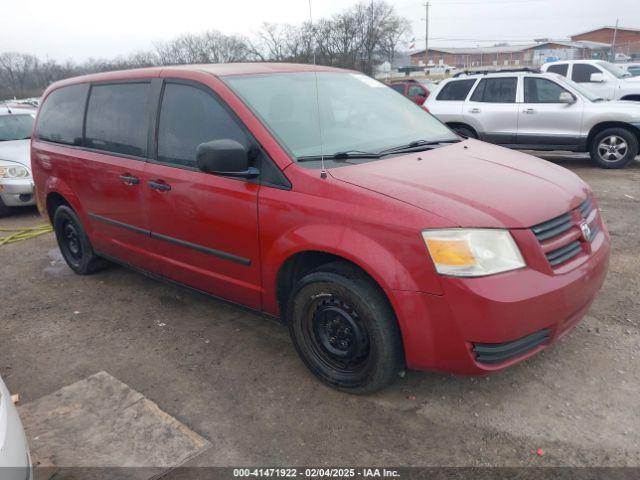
top-left (85, 83), bottom-right (150, 157)
top-left (547, 64), bottom-right (568, 77)
top-left (470, 78), bottom-right (517, 103)
top-left (572, 64), bottom-right (601, 83)
top-left (436, 79), bottom-right (476, 101)
top-left (524, 78), bottom-right (570, 103)
top-left (157, 83), bottom-right (248, 168)
top-left (35, 84), bottom-right (87, 145)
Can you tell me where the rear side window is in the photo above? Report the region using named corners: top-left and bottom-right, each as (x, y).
top-left (524, 78), bottom-right (569, 103)
top-left (470, 77), bottom-right (517, 103)
top-left (547, 64), bottom-right (568, 77)
top-left (436, 79), bottom-right (476, 101)
top-left (36, 84), bottom-right (88, 145)
top-left (85, 83), bottom-right (150, 157)
top-left (157, 83), bottom-right (248, 168)
top-left (572, 64), bottom-right (601, 83)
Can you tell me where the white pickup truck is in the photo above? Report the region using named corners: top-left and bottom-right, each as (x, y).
top-left (541, 60), bottom-right (640, 101)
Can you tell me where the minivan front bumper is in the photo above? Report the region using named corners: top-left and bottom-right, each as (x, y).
top-left (392, 226), bottom-right (610, 375)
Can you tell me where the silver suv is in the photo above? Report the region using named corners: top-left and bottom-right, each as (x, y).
top-left (425, 69), bottom-right (640, 168)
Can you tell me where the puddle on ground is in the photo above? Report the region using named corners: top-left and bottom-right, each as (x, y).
top-left (44, 248), bottom-right (72, 277)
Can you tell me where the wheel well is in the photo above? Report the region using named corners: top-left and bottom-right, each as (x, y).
top-left (276, 251), bottom-right (384, 318)
top-left (46, 192), bottom-right (71, 222)
top-left (587, 122), bottom-right (640, 149)
top-left (446, 122), bottom-right (478, 138)
top-left (620, 95), bottom-right (640, 102)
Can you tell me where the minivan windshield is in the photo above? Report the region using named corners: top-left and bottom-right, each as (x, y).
top-left (0, 114), bottom-right (34, 142)
top-left (224, 72), bottom-right (457, 164)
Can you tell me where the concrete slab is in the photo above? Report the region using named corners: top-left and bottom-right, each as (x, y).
top-left (18, 371), bottom-right (210, 479)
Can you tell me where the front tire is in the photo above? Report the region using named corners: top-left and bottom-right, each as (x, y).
top-left (287, 263), bottom-right (404, 394)
top-left (589, 128), bottom-right (639, 169)
top-left (53, 205), bottom-right (109, 274)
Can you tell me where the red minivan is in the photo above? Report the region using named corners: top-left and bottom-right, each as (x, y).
top-left (32, 63), bottom-right (610, 393)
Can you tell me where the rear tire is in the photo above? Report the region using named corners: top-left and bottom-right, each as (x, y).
top-left (53, 206), bottom-right (109, 274)
top-left (286, 262), bottom-right (404, 394)
top-left (0, 198), bottom-right (10, 217)
top-left (589, 128), bottom-right (638, 169)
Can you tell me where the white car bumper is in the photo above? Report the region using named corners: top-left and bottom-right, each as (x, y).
top-left (0, 377), bottom-right (31, 480)
top-left (0, 178), bottom-right (36, 207)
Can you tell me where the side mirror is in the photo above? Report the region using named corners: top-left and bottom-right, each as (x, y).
top-left (196, 139), bottom-right (259, 178)
top-left (559, 92), bottom-right (576, 104)
top-left (590, 72), bottom-right (605, 83)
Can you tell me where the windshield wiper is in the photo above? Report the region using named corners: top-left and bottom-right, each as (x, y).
top-left (379, 139), bottom-right (460, 155)
top-left (297, 150), bottom-right (382, 162)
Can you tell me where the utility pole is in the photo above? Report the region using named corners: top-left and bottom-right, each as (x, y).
top-left (611, 18), bottom-right (619, 61)
top-left (423, 2), bottom-right (430, 67)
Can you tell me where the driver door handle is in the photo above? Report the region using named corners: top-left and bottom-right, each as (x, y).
top-left (523, 108), bottom-right (536, 114)
top-left (470, 107), bottom-right (481, 113)
top-left (148, 180), bottom-right (171, 192)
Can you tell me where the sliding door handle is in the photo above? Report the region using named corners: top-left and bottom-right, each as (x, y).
top-left (120, 173), bottom-right (140, 185)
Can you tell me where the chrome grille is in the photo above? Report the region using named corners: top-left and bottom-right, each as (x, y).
top-left (532, 198), bottom-right (597, 268)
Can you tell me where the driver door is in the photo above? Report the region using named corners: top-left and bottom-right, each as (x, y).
top-left (144, 80), bottom-right (262, 309)
top-left (516, 76), bottom-right (584, 148)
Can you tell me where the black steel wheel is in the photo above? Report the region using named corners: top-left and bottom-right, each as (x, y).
top-left (53, 205), bottom-right (109, 274)
top-left (287, 262), bottom-right (404, 394)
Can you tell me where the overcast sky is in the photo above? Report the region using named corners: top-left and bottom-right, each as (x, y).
top-left (2, 0), bottom-right (639, 61)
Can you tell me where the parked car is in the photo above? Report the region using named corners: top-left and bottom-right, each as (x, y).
top-left (0, 107), bottom-right (37, 216)
top-left (389, 80), bottom-right (430, 105)
top-left (32, 64), bottom-right (610, 393)
top-left (426, 70), bottom-right (640, 168)
top-left (0, 375), bottom-right (32, 480)
top-left (619, 63), bottom-right (640, 77)
top-left (614, 53), bottom-right (632, 62)
top-left (541, 60), bottom-right (640, 101)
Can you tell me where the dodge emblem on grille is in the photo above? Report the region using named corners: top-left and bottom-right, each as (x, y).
top-left (580, 221), bottom-right (591, 242)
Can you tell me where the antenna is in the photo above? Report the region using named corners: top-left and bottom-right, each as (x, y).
top-left (308, 0), bottom-right (327, 178)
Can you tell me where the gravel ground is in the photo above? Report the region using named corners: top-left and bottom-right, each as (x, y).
top-left (1, 153), bottom-right (639, 468)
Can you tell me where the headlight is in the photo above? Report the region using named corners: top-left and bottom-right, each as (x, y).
top-left (422, 229), bottom-right (525, 277)
top-left (0, 165), bottom-right (30, 178)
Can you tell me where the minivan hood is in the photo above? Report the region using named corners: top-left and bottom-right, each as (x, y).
top-left (0, 140), bottom-right (31, 169)
top-left (329, 140), bottom-right (589, 228)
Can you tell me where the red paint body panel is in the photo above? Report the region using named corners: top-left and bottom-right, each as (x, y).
top-left (31, 64), bottom-right (611, 376)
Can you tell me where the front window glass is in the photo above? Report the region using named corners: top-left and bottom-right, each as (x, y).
top-left (157, 83), bottom-right (248, 168)
top-left (0, 114), bottom-right (34, 141)
top-left (524, 77), bottom-right (569, 103)
top-left (571, 63), bottom-right (601, 83)
top-left (224, 72), bottom-right (456, 162)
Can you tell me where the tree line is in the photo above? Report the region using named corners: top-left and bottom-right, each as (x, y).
top-left (0, 1), bottom-right (410, 100)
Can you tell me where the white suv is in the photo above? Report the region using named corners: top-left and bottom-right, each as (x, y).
top-left (541, 60), bottom-right (640, 101)
top-left (425, 69), bottom-right (640, 168)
